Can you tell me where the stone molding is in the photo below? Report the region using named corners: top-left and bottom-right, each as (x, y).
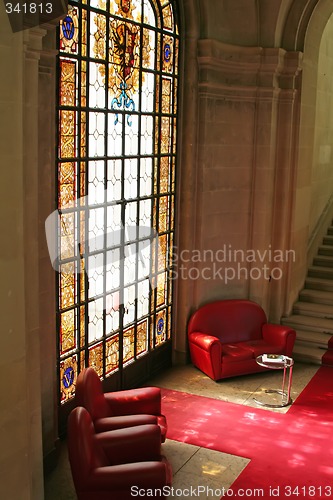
top-left (197, 39), bottom-right (303, 99)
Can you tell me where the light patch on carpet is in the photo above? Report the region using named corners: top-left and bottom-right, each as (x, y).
top-left (162, 439), bottom-right (250, 499)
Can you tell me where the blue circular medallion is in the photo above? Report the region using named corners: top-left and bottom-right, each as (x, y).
top-left (62, 15), bottom-right (75, 41)
top-left (63, 366), bottom-right (74, 388)
top-left (164, 44), bottom-right (171, 63)
top-left (157, 318), bottom-right (164, 335)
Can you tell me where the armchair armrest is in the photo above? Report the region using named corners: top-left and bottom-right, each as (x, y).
top-left (86, 461), bottom-right (170, 491)
top-left (262, 323), bottom-right (296, 353)
top-left (95, 424), bottom-right (161, 464)
top-left (105, 386), bottom-right (161, 416)
top-left (188, 332), bottom-right (222, 354)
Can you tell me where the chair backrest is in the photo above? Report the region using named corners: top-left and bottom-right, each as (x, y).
top-left (188, 299), bottom-right (267, 343)
top-left (75, 367), bottom-right (112, 420)
top-left (67, 407), bottom-right (109, 492)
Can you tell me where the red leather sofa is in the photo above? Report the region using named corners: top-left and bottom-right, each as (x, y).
top-left (67, 406), bottom-right (172, 500)
top-left (75, 367), bottom-right (167, 441)
top-left (188, 299), bottom-right (296, 381)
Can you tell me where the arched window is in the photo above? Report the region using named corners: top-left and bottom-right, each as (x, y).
top-left (56, 0), bottom-right (179, 412)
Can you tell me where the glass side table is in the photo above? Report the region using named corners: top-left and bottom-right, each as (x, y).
top-left (253, 354), bottom-right (294, 408)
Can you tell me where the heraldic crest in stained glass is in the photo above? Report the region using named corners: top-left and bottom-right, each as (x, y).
top-left (94, 0), bottom-right (151, 125)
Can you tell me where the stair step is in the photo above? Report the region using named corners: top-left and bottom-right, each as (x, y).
top-left (304, 276), bottom-right (333, 292)
top-left (294, 329), bottom-right (331, 347)
top-left (323, 235), bottom-right (333, 245)
top-left (293, 301), bottom-right (333, 318)
top-left (292, 343), bottom-right (323, 365)
top-left (327, 226), bottom-right (333, 236)
top-left (308, 265), bottom-right (333, 279)
top-left (282, 314), bottom-right (333, 334)
top-left (318, 245), bottom-right (333, 256)
top-left (299, 288), bottom-right (333, 306)
top-left (313, 255), bottom-right (333, 268)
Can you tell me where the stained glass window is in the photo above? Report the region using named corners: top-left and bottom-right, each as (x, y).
top-left (57, 0), bottom-right (179, 404)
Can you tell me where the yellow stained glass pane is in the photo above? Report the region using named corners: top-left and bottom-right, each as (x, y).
top-left (106, 335), bottom-right (119, 375)
top-left (60, 60), bottom-right (76, 106)
top-left (60, 262), bottom-right (75, 310)
top-left (157, 272), bottom-right (166, 306)
top-left (159, 156), bottom-right (169, 193)
top-left (162, 2), bottom-right (172, 30)
top-left (92, 12), bottom-right (106, 61)
top-left (123, 326), bottom-right (135, 364)
top-left (136, 320), bottom-right (148, 356)
top-left (161, 78), bottom-right (171, 113)
top-left (160, 116), bottom-right (171, 154)
top-left (60, 212), bottom-right (75, 260)
top-left (59, 110), bottom-right (76, 158)
top-left (60, 355), bottom-right (77, 404)
top-left (158, 234), bottom-right (167, 271)
top-left (58, 162), bottom-right (76, 208)
top-left (60, 309), bottom-right (76, 355)
top-left (170, 194), bottom-right (174, 229)
top-left (89, 342), bottom-right (103, 377)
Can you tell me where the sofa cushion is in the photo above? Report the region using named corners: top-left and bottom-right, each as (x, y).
top-left (244, 339), bottom-right (283, 358)
top-left (223, 343), bottom-right (253, 363)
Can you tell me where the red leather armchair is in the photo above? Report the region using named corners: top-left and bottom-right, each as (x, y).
top-left (188, 299), bottom-right (296, 381)
top-left (67, 406), bottom-right (172, 500)
top-left (75, 367), bottom-right (167, 441)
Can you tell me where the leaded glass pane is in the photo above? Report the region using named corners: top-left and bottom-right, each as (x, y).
top-left (57, 0), bottom-right (179, 405)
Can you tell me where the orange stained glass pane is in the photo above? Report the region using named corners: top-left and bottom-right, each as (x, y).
top-left (157, 272), bottom-right (166, 306)
top-left (170, 194), bottom-right (174, 229)
top-left (60, 309), bottom-right (76, 355)
top-left (159, 196), bottom-right (168, 232)
top-left (168, 269), bottom-right (173, 302)
top-left (162, 35), bottom-right (173, 73)
top-left (80, 162), bottom-right (86, 199)
top-left (81, 113), bottom-right (86, 157)
top-left (59, 110), bottom-right (76, 158)
top-left (123, 326), bottom-right (135, 364)
top-left (167, 306), bottom-right (172, 339)
top-left (172, 117), bottom-right (177, 153)
top-left (80, 305), bottom-right (85, 347)
top-left (105, 334), bottom-right (119, 375)
top-left (159, 156), bottom-right (170, 193)
top-left (160, 116), bottom-right (171, 154)
top-left (80, 351), bottom-right (85, 372)
top-left (60, 355), bottom-right (77, 403)
top-left (58, 162), bottom-right (76, 208)
top-left (161, 78), bottom-right (171, 113)
top-left (81, 61), bottom-right (87, 107)
top-left (60, 262), bottom-right (75, 310)
top-left (171, 157), bottom-right (176, 190)
top-left (174, 37), bottom-right (179, 73)
top-left (155, 309), bottom-right (166, 345)
top-left (136, 320), bottom-right (148, 356)
top-left (89, 342), bottom-right (104, 376)
top-left (60, 60), bottom-right (76, 106)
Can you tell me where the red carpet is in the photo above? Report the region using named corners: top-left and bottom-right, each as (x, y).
top-left (161, 367), bottom-right (333, 499)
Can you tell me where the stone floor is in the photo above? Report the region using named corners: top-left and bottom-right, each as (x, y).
top-left (44, 361), bottom-right (319, 499)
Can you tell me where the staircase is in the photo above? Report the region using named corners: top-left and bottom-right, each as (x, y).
top-left (282, 224), bottom-right (333, 366)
